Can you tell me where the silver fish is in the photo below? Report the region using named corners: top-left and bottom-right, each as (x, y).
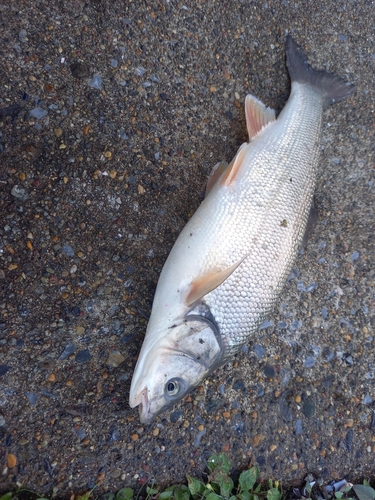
top-left (129, 36), bottom-right (355, 423)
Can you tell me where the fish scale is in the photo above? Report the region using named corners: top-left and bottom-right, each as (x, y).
top-left (196, 86), bottom-right (323, 356)
top-left (129, 36), bottom-right (355, 423)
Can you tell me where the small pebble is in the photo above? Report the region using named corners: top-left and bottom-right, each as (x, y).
top-left (153, 428), bottom-right (159, 437)
top-left (0, 365), bottom-right (11, 376)
top-left (11, 185), bottom-right (29, 202)
top-left (263, 365), bottom-right (275, 378)
top-left (30, 107), bottom-right (48, 119)
top-left (259, 320), bottom-right (273, 330)
top-left (253, 344), bottom-right (266, 358)
top-left (25, 392), bottom-right (38, 405)
top-left (294, 418), bottom-right (303, 435)
top-left (7, 454), bottom-right (17, 468)
top-left (106, 350), bottom-right (125, 367)
top-left (346, 428), bottom-right (354, 451)
top-left (48, 373), bottom-right (56, 382)
top-left (253, 434), bottom-right (264, 446)
top-left (59, 343), bottom-right (76, 360)
top-left (304, 357), bottom-right (315, 368)
top-left (89, 74), bottom-right (103, 89)
top-left (302, 397), bottom-right (315, 418)
top-left (233, 379), bottom-right (245, 391)
top-left (19, 29), bottom-right (27, 42)
top-left (62, 244), bottom-right (74, 257)
top-left (75, 349), bottom-right (91, 363)
top-left (131, 433), bottom-right (139, 441)
top-left (194, 429), bottom-right (206, 447)
top-left (170, 410), bottom-right (183, 423)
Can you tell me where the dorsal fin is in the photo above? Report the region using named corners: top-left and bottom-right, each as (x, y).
top-left (185, 258), bottom-right (244, 307)
top-left (220, 143), bottom-right (247, 187)
top-left (205, 160), bottom-right (229, 197)
top-left (245, 94), bottom-right (276, 140)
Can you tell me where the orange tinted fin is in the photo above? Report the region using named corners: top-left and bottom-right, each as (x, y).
top-left (205, 160), bottom-right (228, 197)
top-left (221, 143), bottom-right (247, 187)
top-left (245, 94), bottom-right (276, 141)
top-left (185, 258), bottom-right (244, 307)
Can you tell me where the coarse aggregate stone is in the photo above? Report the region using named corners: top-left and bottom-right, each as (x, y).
top-left (0, 0), bottom-right (374, 497)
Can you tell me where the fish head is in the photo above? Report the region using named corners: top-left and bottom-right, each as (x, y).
top-left (129, 317), bottom-right (223, 423)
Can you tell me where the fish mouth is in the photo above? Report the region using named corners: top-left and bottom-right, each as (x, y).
top-left (130, 387), bottom-right (153, 424)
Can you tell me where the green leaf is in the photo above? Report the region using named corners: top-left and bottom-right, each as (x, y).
top-left (266, 488), bottom-right (281, 500)
top-left (254, 484), bottom-right (261, 494)
top-left (174, 485), bottom-right (190, 500)
top-left (187, 475), bottom-right (206, 497)
top-left (158, 492), bottom-right (173, 500)
top-left (207, 454), bottom-right (231, 474)
top-left (335, 492), bottom-right (344, 499)
top-left (101, 494), bottom-right (116, 500)
top-left (146, 487), bottom-right (159, 496)
top-left (218, 475), bottom-right (234, 498)
top-left (117, 488), bottom-right (134, 500)
top-left (77, 493), bottom-right (93, 500)
top-left (353, 485), bottom-right (375, 500)
top-left (238, 492), bottom-right (251, 500)
top-left (0, 495), bottom-right (13, 500)
top-left (305, 483), bottom-right (312, 494)
top-left (239, 466), bottom-right (259, 492)
top-left (206, 494), bottom-right (222, 500)
top-left (364, 481), bottom-right (370, 488)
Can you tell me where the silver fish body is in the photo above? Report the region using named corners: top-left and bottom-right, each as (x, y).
top-left (129, 36), bottom-right (354, 423)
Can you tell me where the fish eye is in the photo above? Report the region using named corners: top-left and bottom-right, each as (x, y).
top-left (166, 380), bottom-right (179, 396)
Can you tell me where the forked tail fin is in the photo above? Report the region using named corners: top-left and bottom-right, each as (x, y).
top-left (286, 35), bottom-right (355, 108)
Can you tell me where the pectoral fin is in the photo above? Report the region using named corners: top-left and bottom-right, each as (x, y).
top-left (245, 94), bottom-right (276, 140)
top-left (185, 258), bottom-right (245, 307)
top-left (205, 160), bottom-right (229, 197)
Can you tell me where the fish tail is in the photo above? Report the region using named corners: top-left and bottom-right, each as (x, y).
top-left (286, 35), bottom-right (355, 107)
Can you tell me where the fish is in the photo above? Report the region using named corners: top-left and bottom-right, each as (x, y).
top-left (129, 36), bottom-right (355, 423)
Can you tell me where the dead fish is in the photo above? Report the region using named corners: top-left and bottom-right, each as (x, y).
top-left (129, 36), bottom-right (355, 423)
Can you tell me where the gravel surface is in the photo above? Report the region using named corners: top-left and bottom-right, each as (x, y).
top-left (0, 0), bottom-right (374, 497)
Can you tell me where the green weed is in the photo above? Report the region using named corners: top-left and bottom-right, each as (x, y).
top-left (0, 453), bottom-right (374, 500)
